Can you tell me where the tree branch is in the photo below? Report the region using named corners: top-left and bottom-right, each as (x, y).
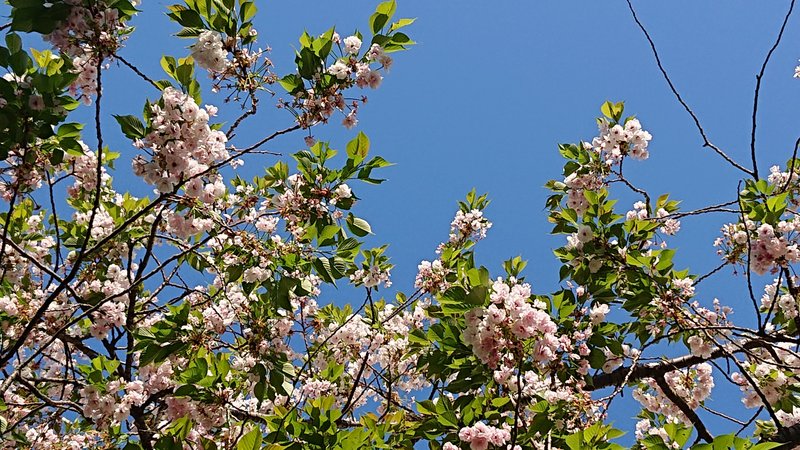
top-left (750, 0), bottom-right (796, 180)
top-left (588, 337), bottom-right (769, 391)
top-left (624, 0), bottom-right (754, 177)
top-left (654, 376), bottom-right (713, 443)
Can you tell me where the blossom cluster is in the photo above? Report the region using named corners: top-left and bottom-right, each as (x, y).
top-left (305, 301), bottom-right (429, 410)
top-left (350, 265), bottom-right (392, 288)
top-left (270, 174), bottom-right (344, 238)
top-left (192, 31), bottom-right (229, 73)
top-left (449, 209), bottom-right (492, 243)
top-left (0, 214), bottom-right (57, 288)
top-left (632, 363), bottom-right (714, 426)
top-left (563, 171), bottom-right (603, 216)
top-left (591, 118), bottom-right (652, 164)
top-left (560, 116), bottom-right (652, 217)
top-left (625, 201), bottom-right (680, 236)
top-left (715, 219), bottom-right (800, 274)
top-left (455, 422), bottom-right (512, 450)
top-left (415, 259), bottom-right (450, 294)
top-left (132, 87), bottom-right (228, 195)
top-left (286, 34), bottom-right (395, 130)
top-left (200, 285), bottom-right (255, 334)
top-left (777, 406), bottom-right (800, 427)
top-left (634, 418), bottom-right (683, 447)
top-left (11, 424), bottom-right (100, 450)
top-left (44, 2), bottom-right (134, 104)
top-left (327, 39), bottom-right (390, 90)
top-left (463, 278), bottom-right (560, 369)
top-left (600, 344), bottom-right (640, 374)
top-left (189, 26), bottom-right (275, 98)
top-left (66, 142), bottom-right (110, 199)
top-left (732, 343), bottom-right (800, 408)
top-left (761, 278), bottom-right (799, 319)
top-left (80, 379), bottom-right (146, 427)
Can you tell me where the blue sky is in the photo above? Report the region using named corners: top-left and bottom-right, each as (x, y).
top-left (7, 0), bottom-right (800, 443)
top-left (78, 0), bottom-right (800, 295)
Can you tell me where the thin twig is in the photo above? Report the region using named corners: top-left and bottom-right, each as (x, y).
top-left (780, 137), bottom-right (800, 193)
top-left (694, 261), bottom-right (728, 286)
top-left (226, 98), bottom-right (258, 139)
top-left (738, 183), bottom-right (763, 330)
top-left (654, 376), bottom-right (713, 442)
top-left (115, 54), bottom-right (160, 90)
top-left (751, 0), bottom-right (797, 180)
top-left (625, 0), bottom-right (754, 177)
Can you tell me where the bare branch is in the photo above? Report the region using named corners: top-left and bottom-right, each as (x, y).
top-left (750, 0), bottom-right (797, 180)
top-left (624, 0), bottom-right (754, 177)
top-left (654, 376), bottom-right (713, 442)
top-left (116, 54), bottom-right (160, 90)
top-left (589, 336), bottom-right (770, 391)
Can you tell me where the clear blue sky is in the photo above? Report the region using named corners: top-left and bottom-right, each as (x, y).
top-left (7, 0), bottom-right (800, 442)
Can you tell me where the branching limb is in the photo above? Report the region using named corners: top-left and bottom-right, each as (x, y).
top-left (116, 54), bottom-right (160, 90)
top-left (625, 0), bottom-right (754, 177)
top-left (750, 0), bottom-right (797, 180)
top-left (654, 376), bottom-right (713, 443)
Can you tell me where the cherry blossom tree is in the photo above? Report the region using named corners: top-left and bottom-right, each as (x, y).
top-left (1, 1), bottom-right (800, 449)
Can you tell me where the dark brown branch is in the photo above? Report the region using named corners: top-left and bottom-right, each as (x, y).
top-left (116, 54), bottom-right (160, 90)
top-left (624, 0), bottom-right (754, 177)
top-left (654, 376), bottom-right (713, 442)
top-left (0, 189), bottom-right (18, 281)
top-left (694, 261), bottom-right (728, 286)
top-left (238, 124), bottom-right (301, 153)
top-left (767, 422), bottom-right (800, 448)
top-left (0, 58), bottom-right (106, 367)
top-left (780, 137), bottom-right (800, 193)
top-left (588, 337), bottom-right (768, 391)
top-left (125, 214), bottom-right (162, 380)
top-left (738, 184), bottom-right (763, 329)
top-left (611, 165), bottom-right (650, 208)
top-left (667, 200), bottom-right (740, 219)
top-left (45, 172), bottom-right (63, 283)
top-left (750, 0), bottom-right (796, 180)
top-left (226, 97), bottom-right (258, 139)
top-left (341, 289), bottom-right (376, 416)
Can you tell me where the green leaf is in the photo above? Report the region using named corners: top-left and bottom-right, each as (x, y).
top-left (346, 214), bottom-right (372, 237)
top-left (161, 55), bottom-right (178, 78)
top-left (57, 123), bottom-right (83, 138)
top-left (237, 428), bottom-right (262, 450)
top-left (390, 32), bottom-right (415, 45)
top-left (9, 51), bottom-right (31, 75)
top-left (113, 115), bottom-right (147, 139)
top-left (465, 286), bottom-right (487, 305)
top-left (390, 18), bottom-right (416, 32)
top-left (176, 27), bottom-right (205, 38)
top-left (50, 148), bottom-right (64, 165)
top-left (346, 131), bottom-right (370, 163)
top-left (436, 411), bottom-right (459, 428)
top-left (375, 0), bottom-right (397, 18)
top-left (369, 12), bottom-right (389, 34)
top-left (750, 443), bottom-right (783, 450)
top-left (167, 7), bottom-right (205, 28)
top-left (5, 33), bottom-right (21, 54)
top-left (565, 430), bottom-right (584, 450)
top-left (154, 79), bottom-right (174, 90)
top-left (313, 257), bottom-right (337, 284)
top-left (175, 60), bottom-right (195, 87)
top-left (239, 1), bottom-right (257, 22)
top-left (278, 74), bottom-right (304, 94)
